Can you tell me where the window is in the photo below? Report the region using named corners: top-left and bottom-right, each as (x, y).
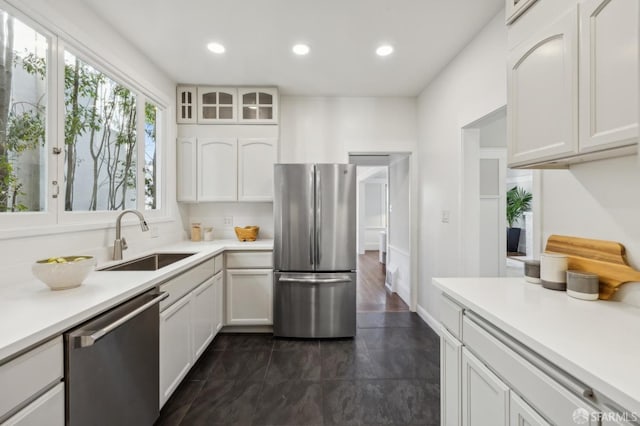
top-left (0, 11), bottom-right (48, 213)
top-left (0, 4), bottom-right (166, 233)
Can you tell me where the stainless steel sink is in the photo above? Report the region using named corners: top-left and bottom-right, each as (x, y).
top-left (99, 252), bottom-right (196, 271)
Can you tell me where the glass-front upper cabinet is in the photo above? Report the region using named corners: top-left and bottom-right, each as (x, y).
top-left (177, 86), bottom-right (197, 124)
top-left (505, 0), bottom-right (538, 24)
top-left (197, 87), bottom-right (237, 123)
top-left (237, 88), bottom-right (278, 124)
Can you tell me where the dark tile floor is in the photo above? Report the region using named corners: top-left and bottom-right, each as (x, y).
top-left (156, 312), bottom-right (440, 426)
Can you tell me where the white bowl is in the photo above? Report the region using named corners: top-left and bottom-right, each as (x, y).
top-left (32, 256), bottom-right (96, 290)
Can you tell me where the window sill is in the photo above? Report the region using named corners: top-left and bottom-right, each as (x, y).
top-left (0, 215), bottom-right (177, 241)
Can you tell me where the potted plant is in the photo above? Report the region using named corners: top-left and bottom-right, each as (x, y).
top-left (506, 186), bottom-right (532, 253)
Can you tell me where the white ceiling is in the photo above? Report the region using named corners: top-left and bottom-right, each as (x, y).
top-left (84, 0), bottom-right (503, 96)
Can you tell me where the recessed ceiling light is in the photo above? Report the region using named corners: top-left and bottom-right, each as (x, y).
top-left (376, 44), bottom-right (394, 57)
top-left (292, 44), bottom-right (310, 56)
top-left (207, 42), bottom-right (225, 54)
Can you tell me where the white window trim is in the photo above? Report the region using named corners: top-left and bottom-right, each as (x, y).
top-left (0, 2), bottom-right (172, 237)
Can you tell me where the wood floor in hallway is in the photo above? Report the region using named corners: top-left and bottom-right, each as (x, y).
top-left (357, 250), bottom-right (409, 313)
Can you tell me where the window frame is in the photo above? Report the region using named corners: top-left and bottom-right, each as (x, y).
top-left (0, 3), bottom-right (170, 237)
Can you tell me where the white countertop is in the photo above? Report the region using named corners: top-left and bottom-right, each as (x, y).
top-left (433, 277), bottom-right (640, 415)
top-left (0, 239), bottom-right (273, 363)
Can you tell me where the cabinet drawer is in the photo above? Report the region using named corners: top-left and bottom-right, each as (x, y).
top-left (440, 293), bottom-right (463, 340)
top-left (214, 254), bottom-right (223, 275)
top-left (2, 382), bottom-right (64, 426)
top-left (160, 258), bottom-right (215, 311)
top-left (0, 337), bottom-right (63, 420)
top-left (226, 251), bottom-right (273, 269)
top-left (462, 315), bottom-right (598, 425)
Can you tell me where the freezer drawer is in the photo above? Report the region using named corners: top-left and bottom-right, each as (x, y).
top-left (274, 272), bottom-right (356, 338)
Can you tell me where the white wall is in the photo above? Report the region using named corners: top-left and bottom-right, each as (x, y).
top-left (417, 11), bottom-right (507, 317)
top-left (0, 0), bottom-right (185, 284)
top-left (280, 97), bottom-right (418, 162)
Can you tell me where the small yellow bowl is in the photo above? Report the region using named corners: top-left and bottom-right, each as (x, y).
top-left (32, 256), bottom-right (96, 290)
top-left (234, 226), bottom-right (260, 242)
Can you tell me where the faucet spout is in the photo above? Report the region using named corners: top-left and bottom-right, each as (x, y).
top-left (113, 209), bottom-right (150, 260)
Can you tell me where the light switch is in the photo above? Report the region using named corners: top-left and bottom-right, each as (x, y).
top-left (441, 210), bottom-right (450, 223)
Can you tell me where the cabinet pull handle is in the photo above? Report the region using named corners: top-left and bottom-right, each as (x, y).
top-left (465, 310), bottom-right (594, 398)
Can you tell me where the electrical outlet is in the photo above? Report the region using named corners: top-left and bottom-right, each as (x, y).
top-left (441, 210), bottom-right (450, 224)
top-left (150, 226), bottom-right (159, 238)
top-left (223, 216), bottom-right (233, 226)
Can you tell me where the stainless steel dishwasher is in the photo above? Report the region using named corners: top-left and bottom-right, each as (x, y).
top-left (64, 290), bottom-right (167, 426)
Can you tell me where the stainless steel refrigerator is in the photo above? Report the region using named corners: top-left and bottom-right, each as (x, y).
top-left (273, 163), bottom-right (357, 338)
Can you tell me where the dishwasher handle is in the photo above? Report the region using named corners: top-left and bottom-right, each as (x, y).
top-left (74, 292), bottom-right (168, 348)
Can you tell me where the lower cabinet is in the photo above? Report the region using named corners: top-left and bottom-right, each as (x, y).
top-left (461, 348), bottom-right (509, 426)
top-left (226, 269), bottom-right (273, 325)
top-left (2, 383), bottom-right (64, 426)
top-left (441, 329), bottom-right (462, 426)
top-left (510, 393), bottom-right (551, 426)
top-left (160, 272), bottom-right (224, 407)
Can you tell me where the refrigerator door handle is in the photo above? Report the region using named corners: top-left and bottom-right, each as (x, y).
top-left (309, 166), bottom-right (315, 267)
top-left (315, 168), bottom-right (322, 266)
top-left (278, 277), bottom-right (352, 284)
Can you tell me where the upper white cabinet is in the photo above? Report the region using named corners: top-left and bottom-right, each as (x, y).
top-left (198, 138), bottom-right (238, 202)
top-left (176, 86), bottom-right (278, 124)
top-left (238, 138), bottom-right (278, 201)
top-left (197, 87), bottom-right (237, 124)
top-left (176, 137), bottom-right (278, 202)
top-left (506, 0), bottom-right (538, 25)
top-left (579, 0), bottom-right (638, 152)
top-left (507, 7), bottom-right (579, 167)
top-left (507, 1), bottom-right (638, 168)
top-left (177, 86), bottom-right (197, 124)
top-left (238, 88), bottom-right (279, 124)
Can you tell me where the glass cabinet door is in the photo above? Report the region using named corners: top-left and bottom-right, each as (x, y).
top-left (177, 86), bottom-right (197, 124)
top-left (238, 88), bottom-right (278, 123)
top-left (197, 87), bottom-right (237, 123)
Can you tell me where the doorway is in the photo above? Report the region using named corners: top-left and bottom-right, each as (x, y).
top-left (461, 107), bottom-right (541, 277)
top-left (349, 153), bottom-right (412, 312)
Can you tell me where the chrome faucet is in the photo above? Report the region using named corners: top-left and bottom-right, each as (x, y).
top-left (113, 209), bottom-right (150, 260)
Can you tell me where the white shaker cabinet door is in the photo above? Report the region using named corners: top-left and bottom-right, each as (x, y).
top-left (579, 0), bottom-right (638, 152)
top-left (462, 348), bottom-right (509, 426)
top-left (510, 393), bottom-right (551, 426)
top-left (441, 329), bottom-right (463, 426)
top-left (226, 269), bottom-right (273, 325)
top-left (507, 6), bottom-right (579, 167)
top-left (191, 277), bottom-right (216, 361)
top-left (159, 295), bottom-right (193, 408)
top-left (198, 138), bottom-right (238, 202)
top-left (238, 138), bottom-right (278, 201)
top-left (214, 271), bottom-right (224, 332)
top-left (177, 137), bottom-right (197, 202)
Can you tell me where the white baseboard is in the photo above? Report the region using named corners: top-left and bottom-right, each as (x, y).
top-left (417, 304), bottom-right (442, 336)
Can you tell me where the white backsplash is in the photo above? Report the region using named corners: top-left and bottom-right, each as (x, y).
top-left (188, 202), bottom-right (274, 240)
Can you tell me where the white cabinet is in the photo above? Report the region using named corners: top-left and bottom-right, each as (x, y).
top-left (237, 88), bottom-right (278, 124)
top-left (197, 87), bottom-right (237, 123)
top-left (213, 272), bottom-right (224, 332)
top-left (192, 277), bottom-right (217, 360)
top-left (507, 1), bottom-right (639, 168)
top-left (1, 383), bottom-right (64, 426)
top-left (176, 137), bottom-right (278, 202)
top-left (579, 0), bottom-right (638, 152)
top-left (505, 0), bottom-right (538, 25)
top-left (177, 137), bottom-right (197, 202)
top-left (226, 269), bottom-right (273, 325)
top-left (462, 348), bottom-right (509, 426)
top-left (198, 138), bottom-right (238, 201)
top-left (507, 6), bottom-right (579, 167)
top-left (159, 294), bottom-right (193, 407)
top-left (441, 329), bottom-right (463, 426)
top-left (238, 138), bottom-right (278, 201)
top-left (177, 86), bottom-right (197, 124)
top-left (510, 393), bottom-right (550, 426)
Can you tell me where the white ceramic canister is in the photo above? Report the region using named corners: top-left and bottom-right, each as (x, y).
top-left (540, 252), bottom-right (568, 291)
top-left (203, 227), bottom-right (214, 241)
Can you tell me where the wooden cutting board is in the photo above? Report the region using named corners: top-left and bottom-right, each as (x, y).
top-left (545, 235), bottom-right (640, 299)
